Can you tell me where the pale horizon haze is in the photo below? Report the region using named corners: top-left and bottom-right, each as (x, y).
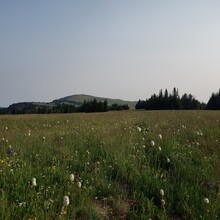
top-left (1, 0), bottom-right (220, 107)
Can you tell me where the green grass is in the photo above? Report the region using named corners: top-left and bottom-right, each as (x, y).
top-left (0, 111), bottom-right (219, 219)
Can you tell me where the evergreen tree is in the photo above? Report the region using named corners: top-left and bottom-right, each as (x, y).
top-left (207, 90), bottom-right (220, 110)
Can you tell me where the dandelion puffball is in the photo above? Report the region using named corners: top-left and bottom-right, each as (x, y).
top-left (151, 140), bottom-right (155, 147)
top-left (204, 198), bottom-right (209, 204)
top-left (69, 174), bottom-right (75, 182)
top-left (160, 189), bottom-right (164, 197)
top-left (32, 178), bottom-right (37, 187)
top-left (77, 181), bottom-right (82, 188)
top-left (158, 134), bottom-right (162, 139)
top-left (63, 196), bottom-right (70, 206)
top-left (161, 199), bottom-right (165, 206)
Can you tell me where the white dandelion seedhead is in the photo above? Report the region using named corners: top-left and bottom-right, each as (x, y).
top-left (160, 189), bottom-right (164, 197)
top-left (69, 174), bottom-right (75, 182)
top-left (158, 134), bottom-right (162, 139)
top-left (32, 178), bottom-right (37, 187)
top-left (204, 198), bottom-right (209, 204)
top-left (137, 126), bottom-right (141, 132)
top-left (63, 196), bottom-right (70, 206)
top-left (161, 199), bottom-right (166, 209)
top-left (161, 199), bottom-right (165, 206)
top-left (151, 140), bottom-right (155, 147)
top-left (158, 146), bottom-right (162, 151)
top-left (77, 181), bottom-right (82, 188)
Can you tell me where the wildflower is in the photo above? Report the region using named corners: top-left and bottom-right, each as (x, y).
top-left (151, 140), bottom-right (155, 147)
top-left (43, 137), bottom-right (45, 141)
top-left (158, 146), bottom-right (162, 151)
top-left (166, 157), bottom-right (170, 163)
top-left (63, 196), bottom-right (70, 206)
top-left (69, 174), bottom-right (74, 182)
top-left (161, 199), bottom-right (165, 205)
top-left (204, 198), bottom-right (209, 204)
top-left (158, 134), bottom-right (162, 139)
top-left (32, 178), bottom-right (37, 187)
top-left (160, 189), bottom-right (164, 197)
top-left (77, 181), bottom-right (82, 188)
top-left (137, 126), bottom-right (141, 132)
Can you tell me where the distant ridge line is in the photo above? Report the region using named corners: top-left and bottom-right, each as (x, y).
top-left (52, 94), bottom-right (136, 108)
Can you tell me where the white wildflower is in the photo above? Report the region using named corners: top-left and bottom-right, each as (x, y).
top-left (160, 189), bottom-right (164, 197)
top-left (69, 174), bottom-right (75, 182)
top-left (32, 178), bottom-right (37, 187)
top-left (158, 134), bottom-right (162, 139)
top-left (204, 198), bottom-right (209, 204)
top-left (77, 181), bottom-right (82, 188)
top-left (150, 140), bottom-right (155, 147)
top-left (161, 199), bottom-right (165, 205)
top-left (63, 196), bottom-right (70, 206)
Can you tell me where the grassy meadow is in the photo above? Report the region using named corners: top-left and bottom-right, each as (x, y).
top-left (0, 110), bottom-right (219, 219)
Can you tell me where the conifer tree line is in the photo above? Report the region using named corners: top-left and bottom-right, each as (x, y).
top-left (136, 88), bottom-right (220, 110)
top-left (206, 89), bottom-right (220, 110)
top-left (0, 99), bottom-right (130, 114)
top-left (0, 89), bottom-right (220, 114)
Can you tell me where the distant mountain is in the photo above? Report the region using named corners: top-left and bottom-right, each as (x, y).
top-left (1, 94), bottom-right (137, 114)
top-left (52, 94), bottom-right (137, 109)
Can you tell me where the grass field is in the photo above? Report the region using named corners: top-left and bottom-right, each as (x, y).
top-left (0, 110), bottom-right (219, 219)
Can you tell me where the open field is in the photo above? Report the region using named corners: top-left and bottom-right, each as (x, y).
top-left (0, 110), bottom-right (219, 219)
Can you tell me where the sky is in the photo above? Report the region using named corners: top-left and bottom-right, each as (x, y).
top-left (0, 0), bottom-right (220, 107)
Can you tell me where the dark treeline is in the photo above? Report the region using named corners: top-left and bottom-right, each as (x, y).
top-left (109, 103), bottom-right (129, 111)
top-left (1, 89), bottom-right (220, 114)
top-left (0, 99), bottom-right (130, 114)
top-left (136, 88), bottom-right (207, 110)
top-left (206, 89), bottom-right (220, 110)
top-left (79, 99), bottom-right (108, 113)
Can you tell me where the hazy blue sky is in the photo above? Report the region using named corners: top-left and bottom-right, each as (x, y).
top-left (1, 0), bottom-right (220, 107)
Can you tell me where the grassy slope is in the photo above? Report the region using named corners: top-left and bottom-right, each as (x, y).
top-left (0, 110), bottom-right (219, 219)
